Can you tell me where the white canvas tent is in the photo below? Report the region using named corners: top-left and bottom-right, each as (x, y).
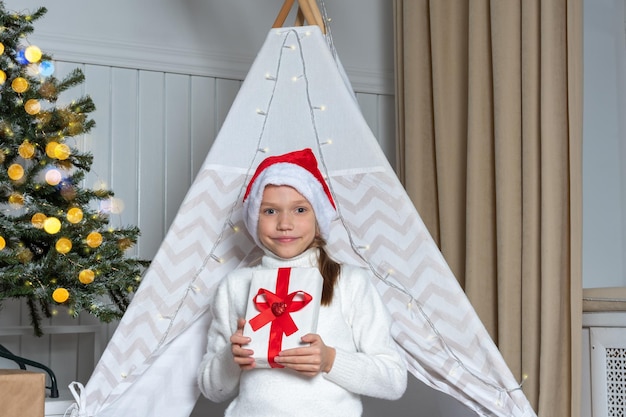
top-left (67, 25), bottom-right (536, 417)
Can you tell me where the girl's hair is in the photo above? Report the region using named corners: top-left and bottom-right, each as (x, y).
top-left (310, 236), bottom-right (340, 305)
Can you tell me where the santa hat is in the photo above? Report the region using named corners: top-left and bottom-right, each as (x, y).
top-left (242, 148), bottom-right (336, 247)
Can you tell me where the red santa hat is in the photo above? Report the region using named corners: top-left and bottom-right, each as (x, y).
top-left (242, 148), bottom-right (336, 247)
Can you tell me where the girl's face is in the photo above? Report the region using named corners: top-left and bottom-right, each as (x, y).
top-left (257, 185), bottom-right (317, 259)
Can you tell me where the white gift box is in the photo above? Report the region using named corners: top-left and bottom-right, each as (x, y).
top-left (243, 267), bottom-right (323, 368)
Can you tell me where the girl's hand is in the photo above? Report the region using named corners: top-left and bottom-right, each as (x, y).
top-left (274, 333), bottom-right (336, 377)
top-left (231, 318), bottom-right (255, 370)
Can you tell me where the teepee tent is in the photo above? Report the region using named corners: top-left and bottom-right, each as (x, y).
top-left (66, 17), bottom-right (537, 417)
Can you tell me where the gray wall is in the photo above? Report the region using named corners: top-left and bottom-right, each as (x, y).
top-left (582, 0), bottom-right (626, 288)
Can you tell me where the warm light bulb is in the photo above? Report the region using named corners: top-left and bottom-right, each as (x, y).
top-left (24, 45), bottom-right (42, 63)
top-left (0, 70), bottom-right (5, 85)
top-left (45, 141), bottom-right (59, 158)
top-left (78, 269), bottom-right (95, 284)
top-left (66, 207), bottom-right (83, 223)
top-left (0, 236), bottom-right (5, 250)
top-left (7, 163), bottom-right (24, 181)
top-left (52, 288), bottom-right (69, 303)
top-left (31, 212), bottom-right (47, 228)
top-left (54, 143), bottom-right (70, 160)
top-left (55, 237), bottom-right (72, 254)
top-left (43, 217), bottom-right (62, 234)
top-left (24, 99), bottom-right (41, 115)
top-left (11, 77), bottom-right (28, 93)
top-left (18, 141), bottom-right (35, 159)
top-left (86, 231), bottom-right (103, 248)
top-left (45, 169), bottom-right (62, 186)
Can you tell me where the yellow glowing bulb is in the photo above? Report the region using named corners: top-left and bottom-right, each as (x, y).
top-left (54, 143), bottom-right (70, 160)
top-left (45, 169), bottom-right (62, 186)
top-left (78, 269), bottom-right (95, 284)
top-left (8, 193), bottom-right (24, 206)
top-left (31, 212), bottom-right (47, 228)
top-left (43, 217), bottom-right (61, 234)
top-left (11, 77), bottom-right (28, 93)
top-left (86, 231), bottom-right (103, 248)
top-left (55, 237), bottom-right (72, 254)
top-left (0, 236), bottom-right (5, 250)
top-left (24, 99), bottom-right (41, 115)
top-left (66, 207), bottom-right (83, 224)
top-left (24, 45), bottom-right (42, 63)
top-left (45, 141), bottom-right (59, 158)
top-left (52, 288), bottom-right (69, 303)
top-left (7, 163), bottom-right (24, 181)
top-left (0, 70), bottom-right (5, 85)
top-left (18, 141), bottom-right (35, 159)
top-left (0, 43), bottom-right (4, 55)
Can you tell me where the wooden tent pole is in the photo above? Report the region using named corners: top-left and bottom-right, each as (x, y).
top-left (272, 0), bottom-right (295, 29)
top-left (272, 0), bottom-right (326, 34)
top-left (306, 0), bottom-right (326, 32)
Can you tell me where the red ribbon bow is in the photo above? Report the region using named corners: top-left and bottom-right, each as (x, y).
top-left (249, 267), bottom-right (313, 368)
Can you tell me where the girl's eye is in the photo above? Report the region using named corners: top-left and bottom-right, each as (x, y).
top-left (263, 208), bottom-right (276, 215)
top-left (296, 207), bottom-right (307, 214)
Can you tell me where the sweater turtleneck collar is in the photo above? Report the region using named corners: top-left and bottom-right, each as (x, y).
top-left (261, 247), bottom-right (319, 269)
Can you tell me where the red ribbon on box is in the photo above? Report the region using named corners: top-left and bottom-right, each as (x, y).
top-left (249, 267), bottom-right (313, 368)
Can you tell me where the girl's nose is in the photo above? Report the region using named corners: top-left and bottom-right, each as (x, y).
top-left (276, 213), bottom-right (293, 230)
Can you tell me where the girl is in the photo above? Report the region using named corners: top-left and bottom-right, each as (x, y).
top-left (197, 148), bottom-right (407, 416)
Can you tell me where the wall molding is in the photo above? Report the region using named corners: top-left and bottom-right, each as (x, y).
top-left (30, 32), bottom-right (394, 95)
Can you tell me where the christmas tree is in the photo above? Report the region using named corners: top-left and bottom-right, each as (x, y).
top-left (0, 3), bottom-right (149, 336)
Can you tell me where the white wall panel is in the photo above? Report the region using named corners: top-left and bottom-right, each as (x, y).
top-left (190, 77), bottom-right (217, 177)
top-left (215, 79), bottom-right (243, 136)
top-left (137, 71), bottom-right (167, 259)
top-left (109, 69), bottom-right (140, 232)
top-left (164, 73), bottom-right (193, 229)
top-left (83, 65), bottom-right (113, 195)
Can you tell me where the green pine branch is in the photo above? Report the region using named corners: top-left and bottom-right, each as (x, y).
top-left (0, 3), bottom-right (151, 336)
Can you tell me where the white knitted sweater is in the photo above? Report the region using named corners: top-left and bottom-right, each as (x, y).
top-left (197, 248), bottom-right (407, 417)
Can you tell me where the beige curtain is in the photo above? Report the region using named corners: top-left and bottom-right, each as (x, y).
top-left (393, 1), bottom-right (582, 416)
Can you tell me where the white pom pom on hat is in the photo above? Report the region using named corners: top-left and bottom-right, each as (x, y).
top-left (242, 148), bottom-right (336, 247)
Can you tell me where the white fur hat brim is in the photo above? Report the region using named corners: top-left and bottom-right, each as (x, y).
top-left (242, 162), bottom-right (336, 248)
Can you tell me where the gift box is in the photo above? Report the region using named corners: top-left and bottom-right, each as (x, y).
top-left (243, 267), bottom-right (323, 368)
top-left (0, 369), bottom-right (45, 417)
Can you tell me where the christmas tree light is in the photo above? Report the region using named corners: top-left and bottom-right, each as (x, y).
top-left (0, 4), bottom-right (149, 336)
